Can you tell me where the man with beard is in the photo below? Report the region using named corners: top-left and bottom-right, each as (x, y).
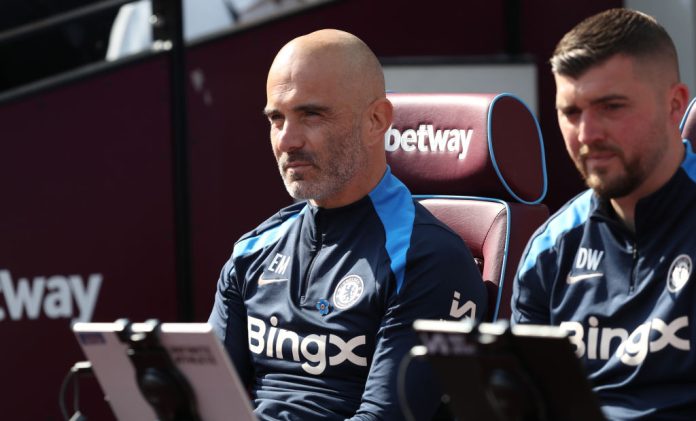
top-left (208, 29), bottom-right (487, 420)
top-left (512, 8), bottom-right (696, 420)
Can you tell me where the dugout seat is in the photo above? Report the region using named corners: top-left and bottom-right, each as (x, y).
top-left (680, 97), bottom-right (696, 142)
top-left (386, 93), bottom-right (549, 321)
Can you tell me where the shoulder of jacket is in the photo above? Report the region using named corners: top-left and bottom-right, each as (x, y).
top-left (233, 201), bottom-right (307, 259)
top-left (517, 189), bottom-right (594, 276)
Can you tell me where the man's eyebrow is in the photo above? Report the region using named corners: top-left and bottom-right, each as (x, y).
top-left (263, 107), bottom-right (279, 117)
top-left (295, 104), bottom-right (331, 114)
top-left (557, 94), bottom-right (629, 111)
top-left (556, 102), bottom-right (578, 112)
top-left (263, 104), bottom-right (331, 118)
top-left (590, 94), bottom-right (629, 105)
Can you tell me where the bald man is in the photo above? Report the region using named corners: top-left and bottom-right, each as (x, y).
top-left (208, 30), bottom-right (487, 420)
top-left (511, 9), bottom-right (696, 419)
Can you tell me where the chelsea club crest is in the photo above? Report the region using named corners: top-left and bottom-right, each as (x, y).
top-left (333, 275), bottom-right (364, 310)
top-left (667, 254), bottom-right (692, 293)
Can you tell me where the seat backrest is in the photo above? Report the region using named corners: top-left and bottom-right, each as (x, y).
top-left (386, 93), bottom-right (549, 321)
top-left (680, 97), bottom-right (696, 143)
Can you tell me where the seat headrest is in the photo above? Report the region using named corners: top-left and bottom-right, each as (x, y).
top-left (386, 93), bottom-right (547, 204)
top-left (681, 97), bottom-right (696, 143)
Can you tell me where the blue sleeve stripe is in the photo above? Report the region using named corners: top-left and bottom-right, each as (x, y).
top-left (233, 206), bottom-right (306, 258)
top-left (681, 139), bottom-right (696, 183)
top-left (518, 189), bottom-right (593, 276)
top-left (369, 166), bottom-right (415, 294)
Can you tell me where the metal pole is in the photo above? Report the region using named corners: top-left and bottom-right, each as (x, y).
top-left (152, 0), bottom-right (195, 322)
top-left (504, 0), bottom-right (522, 56)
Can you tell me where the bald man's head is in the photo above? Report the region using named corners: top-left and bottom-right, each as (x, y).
top-left (268, 29), bottom-right (385, 110)
top-left (264, 29), bottom-right (393, 208)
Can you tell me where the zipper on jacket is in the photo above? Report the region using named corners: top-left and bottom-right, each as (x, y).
top-left (628, 242), bottom-right (638, 293)
top-left (301, 213), bottom-right (324, 303)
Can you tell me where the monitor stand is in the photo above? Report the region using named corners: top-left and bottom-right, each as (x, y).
top-left (119, 319), bottom-right (202, 421)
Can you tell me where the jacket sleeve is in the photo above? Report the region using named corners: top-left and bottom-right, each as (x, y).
top-left (348, 228), bottom-right (488, 421)
top-left (208, 256), bottom-right (254, 386)
top-left (511, 237), bottom-right (554, 325)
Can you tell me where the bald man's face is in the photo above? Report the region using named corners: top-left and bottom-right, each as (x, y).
top-left (264, 46), bottom-right (370, 207)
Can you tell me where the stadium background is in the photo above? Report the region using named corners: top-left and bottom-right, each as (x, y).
top-left (1, 0), bottom-right (693, 419)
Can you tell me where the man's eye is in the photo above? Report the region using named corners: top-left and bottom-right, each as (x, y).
top-left (561, 108), bottom-right (580, 119)
top-left (604, 103), bottom-right (624, 111)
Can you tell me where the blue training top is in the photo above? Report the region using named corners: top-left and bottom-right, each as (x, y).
top-left (209, 167), bottom-right (488, 420)
top-left (513, 141), bottom-right (696, 420)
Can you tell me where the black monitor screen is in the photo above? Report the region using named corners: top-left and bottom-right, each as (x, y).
top-left (412, 320), bottom-right (606, 421)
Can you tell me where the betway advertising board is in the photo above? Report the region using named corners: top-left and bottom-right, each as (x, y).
top-left (0, 57), bottom-right (178, 419)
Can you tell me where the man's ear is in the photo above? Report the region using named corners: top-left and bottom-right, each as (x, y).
top-left (668, 82), bottom-right (690, 126)
top-left (365, 98), bottom-right (393, 147)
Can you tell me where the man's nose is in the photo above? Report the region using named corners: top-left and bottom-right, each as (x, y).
top-left (577, 113), bottom-right (603, 146)
top-left (275, 119), bottom-right (304, 152)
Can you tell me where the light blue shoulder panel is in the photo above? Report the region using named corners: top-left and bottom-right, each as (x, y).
top-left (233, 205), bottom-right (307, 259)
top-left (682, 139), bottom-right (696, 183)
top-left (369, 166), bottom-right (415, 294)
top-left (517, 189), bottom-right (593, 277)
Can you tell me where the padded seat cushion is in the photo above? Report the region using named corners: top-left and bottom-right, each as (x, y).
top-left (419, 197), bottom-right (548, 320)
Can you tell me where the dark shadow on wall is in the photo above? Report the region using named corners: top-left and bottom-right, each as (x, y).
top-left (0, 0), bottom-right (117, 92)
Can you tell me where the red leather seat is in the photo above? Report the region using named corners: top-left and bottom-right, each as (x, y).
top-left (386, 93), bottom-right (549, 321)
top-left (681, 97), bottom-right (696, 141)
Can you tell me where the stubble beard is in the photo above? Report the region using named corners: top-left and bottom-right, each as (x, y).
top-left (576, 144), bottom-right (643, 199)
top-left (278, 121), bottom-right (367, 203)
top-left (576, 122), bottom-right (667, 200)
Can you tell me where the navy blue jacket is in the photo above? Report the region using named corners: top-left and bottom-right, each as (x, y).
top-left (513, 141), bottom-right (696, 420)
top-left (209, 167), bottom-right (487, 420)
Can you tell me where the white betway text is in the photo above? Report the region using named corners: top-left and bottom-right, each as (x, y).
top-left (385, 125), bottom-right (473, 160)
top-left (0, 269), bottom-right (102, 323)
